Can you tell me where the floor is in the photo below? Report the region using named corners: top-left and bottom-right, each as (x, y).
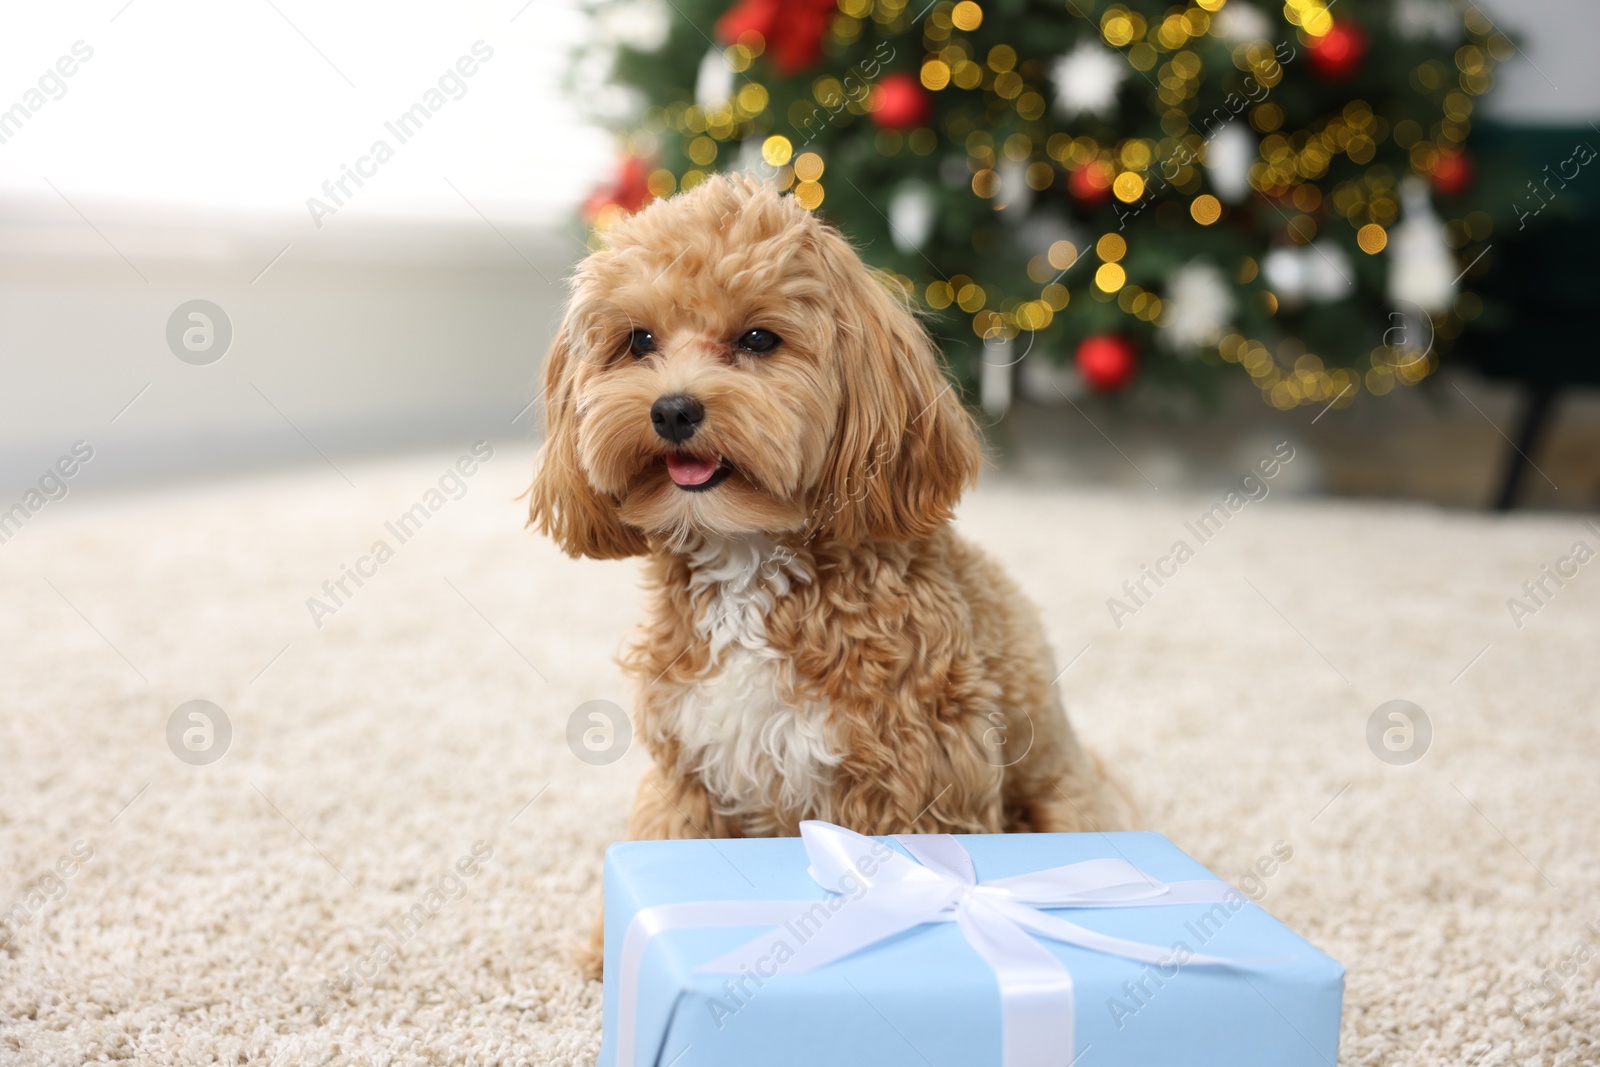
top-left (1, 444), bottom-right (1596, 1065)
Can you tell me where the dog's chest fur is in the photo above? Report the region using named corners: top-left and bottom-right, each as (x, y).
top-left (662, 536), bottom-right (839, 824)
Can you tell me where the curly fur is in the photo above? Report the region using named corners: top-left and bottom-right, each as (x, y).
top-left (526, 176), bottom-right (1136, 979)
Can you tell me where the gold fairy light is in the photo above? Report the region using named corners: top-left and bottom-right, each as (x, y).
top-left (688, 136), bottom-right (718, 166)
top-left (1357, 223), bottom-right (1388, 254)
top-left (1015, 300), bottom-right (1052, 330)
top-left (735, 83), bottom-right (768, 115)
top-left (646, 169), bottom-right (676, 198)
top-left (1155, 13), bottom-right (1191, 49)
top-left (793, 152), bottom-right (825, 182)
top-left (794, 180), bottom-right (824, 210)
top-left (830, 13), bottom-right (862, 43)
top-left (1095, 263), bottom-right (1126, 292)
top-left (1047, 241), bottom-right (1079, 270)
top-left (1251, 103), bottom-right (1284, 133)
top-left (762, 135), bottom-right (792, 167)
top-left (952, 60), bottom-right (983, 89)
top-left (1101, 12), bottom-right (1135, 47)
top-left (1191, 194), bottom-right (1222, 224)
top-left (971, 309), bottom-right (1010, 339)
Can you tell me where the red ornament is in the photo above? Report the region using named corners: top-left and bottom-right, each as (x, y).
top-left (1076, 335), bottom-right (1139, 393)
top-left (715, 0), bottom-right (836, 77)
top-left (581, 156), bottom-right (654, 224)
top-left (1429, 149), bottom-right (1474, 196)
top-left (1306, 22), bottom-right (1368, 81)
top-left (868, 73), bottom-right (931, 130)
top-left (1067, 160), bottom-right (1114, 206)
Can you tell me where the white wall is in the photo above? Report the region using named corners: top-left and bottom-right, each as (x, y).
top-left (0, 0), bottom-right (615, 492)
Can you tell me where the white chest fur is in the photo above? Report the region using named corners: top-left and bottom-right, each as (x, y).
top-left (663, 536), bottom-right (839, 822)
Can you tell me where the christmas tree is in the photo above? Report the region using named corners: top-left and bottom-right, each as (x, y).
top-left (573, 0), bottom-right (1510, 410)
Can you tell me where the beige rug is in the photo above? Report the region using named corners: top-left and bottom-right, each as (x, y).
top-left (1, 444), bottom-right (1596, 1066)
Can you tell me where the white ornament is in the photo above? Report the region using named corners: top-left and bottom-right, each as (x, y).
top-left (1265, 242), bottom-right (1354, 305)
top-left (1387, 177), bottom-right (1457, 313)
top-left (1262, 246), bottom-right (1309, 301)
top-left (997, 160), bottom-right (1031, 213)
top-left (597, 0), bottom-right (671, 52)
top-left (1393, 0), bottom-right (1461, 43)
top-left (1050, 42), bottom-right (1128, 119)
top-left (695, 46), bottom-right (734, 109)
top-left (1205, 123), bottom-right (1256, 203)
top-left (1304, 240), bottom-right (1354, 302)
top-left (1160, 261), bottom-right (1236, 351)
top-left (888, 185), bottom-right (937, 253)
top-left (1212, 3), bottom-right (1275, 43)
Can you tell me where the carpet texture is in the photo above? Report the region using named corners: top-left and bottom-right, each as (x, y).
top-left (1, 445), bottom-right (1596, 1066)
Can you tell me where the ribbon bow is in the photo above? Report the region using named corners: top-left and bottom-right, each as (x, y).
top-left (614, 821), bottom-right (1250, 1067)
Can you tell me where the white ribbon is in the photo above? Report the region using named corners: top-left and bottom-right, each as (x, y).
top-left (614, 821), bottom-right (1251, 1067)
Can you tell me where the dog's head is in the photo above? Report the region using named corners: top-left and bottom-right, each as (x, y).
top-left (528, 174), bottom-right (981, 558)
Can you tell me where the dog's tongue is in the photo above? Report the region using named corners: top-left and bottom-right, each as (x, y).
top-left (665, 454), bottom-right (719, 486)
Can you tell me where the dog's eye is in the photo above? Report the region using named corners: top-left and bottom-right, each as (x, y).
top-left (736, 328), bottom-right (780, 354)
top-left (628, 328), bottom-right (656, 359)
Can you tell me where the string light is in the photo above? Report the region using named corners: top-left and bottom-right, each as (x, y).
top-left (1190, 194), bottom-right (1221, 225)
top-left (592, 0), bottom-right (1500, 407)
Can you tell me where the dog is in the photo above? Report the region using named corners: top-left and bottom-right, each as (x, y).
top-left (528, 175), bottom-right (1136, 979)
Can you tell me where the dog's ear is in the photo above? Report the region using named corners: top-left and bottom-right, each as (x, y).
top-left (527, 320), bottom-right (650, 559)
top-left (809, 229), bottom-right (983, 544)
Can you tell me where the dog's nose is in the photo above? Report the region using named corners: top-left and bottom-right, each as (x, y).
top-left (650, 394), bottom-right (704, 443)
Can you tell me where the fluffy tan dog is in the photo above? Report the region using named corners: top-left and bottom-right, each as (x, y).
top-left (529, 175), bottom-right (1134, 978)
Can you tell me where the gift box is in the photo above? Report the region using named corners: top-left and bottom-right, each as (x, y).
top-left (600, 822), bottom-right (1343, 1067)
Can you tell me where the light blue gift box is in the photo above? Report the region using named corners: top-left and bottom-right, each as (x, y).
top-left (599, 826), bottom-right (1343, 1067)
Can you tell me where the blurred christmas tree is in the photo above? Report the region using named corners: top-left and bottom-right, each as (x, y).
top-left (572, 0), bottom-right (1512, 411)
